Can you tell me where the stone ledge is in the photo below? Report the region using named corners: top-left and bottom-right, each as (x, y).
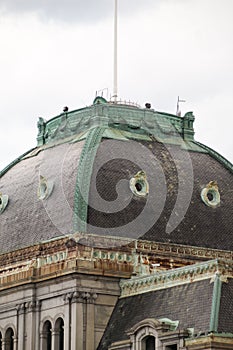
top-left (185, 333), bottom-right (233, 350)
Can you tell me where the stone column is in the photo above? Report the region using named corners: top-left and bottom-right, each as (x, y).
top-left (1, 339), bottom-right (6, 350)
top-left (85, 292), bottom-right (97, 350)
top-left (17, 303), bottom-right (25, 350)
top-left (71, 292), bottom-right (84, 350)
top-left (13, 336), bottom-right (18, 350)
top-left (35, 301), bottom-right (41, 350)
top-left (40, 332), bottom-right (47, 350)
top-left (63, 292), bottom-right (73, 350)
top-left (1, 337), bottom-right (18, 350)
top-left (51, 329), bottom-right (60, 350)
top-left (25, 301), bottom-right (36, 350)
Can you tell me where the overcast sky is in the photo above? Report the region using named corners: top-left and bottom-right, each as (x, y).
top-left (0, 0), bottom-right (232, 171)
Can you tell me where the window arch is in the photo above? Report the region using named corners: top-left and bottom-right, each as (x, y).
top-left (142, 335), bottom-right (155, 350)
top-left (5, 327), bottom-right (14, 350)
top-left (127, 318), bottom-right (160, 350)
top-left (42, 320), bottom-right (52, 350)
top-left (54, 317), bottom-right (64, 350)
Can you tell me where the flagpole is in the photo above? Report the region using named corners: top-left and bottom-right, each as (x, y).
top-left (113, 0), bottom-right (118, 103)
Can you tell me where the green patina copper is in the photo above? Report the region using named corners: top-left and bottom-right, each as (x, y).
top-left (73, 126), bottom-right (106, 232)
top-left (120, 259), bottom-right (232, 298)
top-left (182, 111), bottom-right (195, 141)
top-left (93, 96), bottom-right (108, 105)
top-left (2, 98), bottom-right (232, 181)
top-left (36, 99), bottom-right (197, 149)
top-left (35, 99), bottom-right (233, 172)
top-left (209, 273), bottom-right (222, 332)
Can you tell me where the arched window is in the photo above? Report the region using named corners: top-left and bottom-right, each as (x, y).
top-left (142, 335), bottom-right (155, 350)
top-left (0, 331), bottom-right (2, 350)
top-left (5, 328), bottom-right (14, 350)
top-left (54, 318), bottom-right (64, 350)
top-left (42, 321), bottom-right (52, 350)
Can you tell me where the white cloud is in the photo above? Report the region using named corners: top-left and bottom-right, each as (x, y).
top-left (0, 0), bottom-right (232, 170)
top-left (0, 0), bottom-right (157, 23)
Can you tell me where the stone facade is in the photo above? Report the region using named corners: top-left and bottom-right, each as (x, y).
top-left (0, 99), bottom-right (232, 350)
top-left (0, 234), bottom-right (232, 350)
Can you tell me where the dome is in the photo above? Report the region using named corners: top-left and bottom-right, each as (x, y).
top-left (0, 97), bottom-right (232, 254)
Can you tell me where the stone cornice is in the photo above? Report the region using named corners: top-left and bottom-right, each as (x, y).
top-left (0, 235), bottom-right (232, 268)
top-left (134, 240), bottom-right (233, 261)
top-left (0, 234), bottom-right (232, 291)
top-left (0, 255), bottom-right (133, 292)
top-left (120, 259), bottom-right (233, 298)
top-left (185, 333), bottom-right (233, 349)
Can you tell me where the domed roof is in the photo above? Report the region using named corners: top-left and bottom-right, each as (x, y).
top-left (0, 97), bottom-right (232, 254)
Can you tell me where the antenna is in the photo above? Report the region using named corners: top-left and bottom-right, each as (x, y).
top-left (176, 96), bottom-right (186, 116)
top-left (113, 0), bottom-right (118, 103)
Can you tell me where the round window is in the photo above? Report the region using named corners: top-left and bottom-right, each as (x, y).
top-left (201, 181), bottom-right (220, 208)
top-left (130, 171), bottom-right (149, 197)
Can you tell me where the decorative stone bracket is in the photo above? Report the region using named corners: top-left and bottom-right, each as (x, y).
top-left (63, 290), bottom-right (97, 304)
top-left (16, 300), bottom-right (41, 313)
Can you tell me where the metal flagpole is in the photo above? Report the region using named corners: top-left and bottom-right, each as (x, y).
top-left (113, 0), bottom-right (118, 103)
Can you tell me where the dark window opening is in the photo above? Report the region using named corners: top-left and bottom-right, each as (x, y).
top-left (142, 336), bottom-right (155, 350)
top-left (165, 345), bottom-right (177, 350)
top-left (135, 182), bottom-right (142, 192)
top-left (43, 321), bottom-right (52, 350)
top-left (5, 328), bottom-right (14, 350)
top-left (146, 336), bottom-right (155, 350)
top-left (207, 191), bottom-right (214, 201)
top-left (55, 318), bottom-right (64, 350)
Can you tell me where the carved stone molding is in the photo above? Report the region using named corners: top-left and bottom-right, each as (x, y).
top-left (63, 290), bottom-right (98, 304)
top-left (16, 303), bottom-right (25, 314)
top-left (120, 259), bottom-right (233, 298)
top-left (25, 300), bottom-right (37, 312)
top-left (1, 235), bottom-right (232, 270)
top-left (16, 299), bottom-right (40, 313)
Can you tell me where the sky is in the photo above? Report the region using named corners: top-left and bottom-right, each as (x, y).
top-left (0, 0), bottom-right (232, 171)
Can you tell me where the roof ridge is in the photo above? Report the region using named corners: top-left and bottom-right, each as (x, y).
top-left (194, 141), bottom-right (233, 173)
top-left (209, 273), bottom-right (222, 333)
top-left (0, 147), bottom-right (36, 178)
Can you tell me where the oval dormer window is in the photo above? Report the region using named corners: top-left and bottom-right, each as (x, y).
top-left (130, 171), bottom-right (149, 197)
top-left (201, 181), bottom-right (220, 208)
top-left (37, 175), bottom-right (54, 200)
top-left (0, 193), bottom-right (9, 214)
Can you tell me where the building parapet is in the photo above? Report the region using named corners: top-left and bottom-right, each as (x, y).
top-left (0, 234), bottom-right (232, 291)
top-left (120, 259), bottom-right (233, 298)
top-left (185, 333), bottom-right (233, 350)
